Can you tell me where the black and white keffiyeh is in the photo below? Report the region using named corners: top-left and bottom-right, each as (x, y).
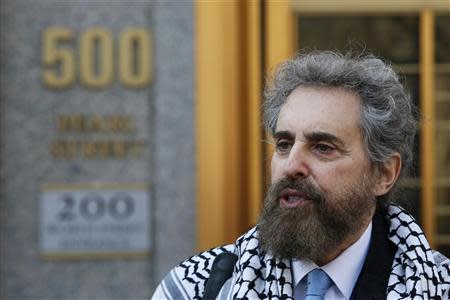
top-left (153, 205), bottom-right (450, 299)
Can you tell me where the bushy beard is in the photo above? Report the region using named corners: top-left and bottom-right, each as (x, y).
top-left (258, 176), bottom-right (375, 262)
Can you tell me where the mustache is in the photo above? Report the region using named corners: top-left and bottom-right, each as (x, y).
top-left (269, 177), bottom-right (325, 205)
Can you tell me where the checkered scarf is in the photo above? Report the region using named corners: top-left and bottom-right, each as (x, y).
top-left (153, 204), bottom-right (450, 299)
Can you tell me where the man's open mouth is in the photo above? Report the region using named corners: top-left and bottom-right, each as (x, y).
top-left (279, 188), bottom-right (311, 208)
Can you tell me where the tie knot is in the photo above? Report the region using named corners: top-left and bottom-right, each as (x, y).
top-left (305, 269), bottom-right (332, 299)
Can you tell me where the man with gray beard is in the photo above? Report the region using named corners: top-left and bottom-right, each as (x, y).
top-left (152, 51), bottom-right (450, 299)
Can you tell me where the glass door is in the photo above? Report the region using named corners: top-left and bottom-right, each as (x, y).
top-left (435, 15), bottom-right (450, 255)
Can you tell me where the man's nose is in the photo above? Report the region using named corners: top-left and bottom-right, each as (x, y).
top-left (284, 145), bottom-right (311, 178)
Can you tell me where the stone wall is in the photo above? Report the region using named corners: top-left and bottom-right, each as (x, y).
top-left (0, 1), bottom-right (195, 298)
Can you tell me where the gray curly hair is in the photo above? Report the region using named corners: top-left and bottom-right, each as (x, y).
top-left (263, 51), bottom-right (417, 202)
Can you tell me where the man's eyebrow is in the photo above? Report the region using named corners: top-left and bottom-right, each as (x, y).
top-left (304, 131), bottom-right (345, 147)
top-left (273, 130), bottom-right (294, 140)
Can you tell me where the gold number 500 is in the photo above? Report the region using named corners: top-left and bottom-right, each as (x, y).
top-left (42, 27), bottom-right (152, 89)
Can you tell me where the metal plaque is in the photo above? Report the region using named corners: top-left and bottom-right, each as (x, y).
top-left (40, 184), bottom-right (150, 259)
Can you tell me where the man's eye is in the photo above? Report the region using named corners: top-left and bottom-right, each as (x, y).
top-left (315, 143), bottom-right (335, 153)
top-left (275, 141), bottom-right (292, 153)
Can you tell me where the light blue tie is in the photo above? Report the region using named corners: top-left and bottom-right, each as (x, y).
top-left (304, 269), bottom-right (332, 300)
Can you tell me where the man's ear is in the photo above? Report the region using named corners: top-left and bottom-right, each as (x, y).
top-left (372, 153), bottom-right (402, 197)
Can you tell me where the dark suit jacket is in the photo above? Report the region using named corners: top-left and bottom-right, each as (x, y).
top-left (350, 206), bottom-right (397, 300)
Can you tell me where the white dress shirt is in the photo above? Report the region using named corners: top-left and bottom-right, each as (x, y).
top-left (292, 222), bottom-right (372, 300)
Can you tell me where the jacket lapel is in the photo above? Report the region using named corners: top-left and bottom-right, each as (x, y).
top-left (350, 207), bottom-right (396, 300)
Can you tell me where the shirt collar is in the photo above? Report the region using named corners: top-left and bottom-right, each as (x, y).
top-left (292, 222), bottom-right (372, 299)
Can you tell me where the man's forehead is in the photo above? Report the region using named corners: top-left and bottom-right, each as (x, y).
top-left (282, 85), bottom-right (362, 110)
top-left (275, 86), bottom-right (363, 141)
